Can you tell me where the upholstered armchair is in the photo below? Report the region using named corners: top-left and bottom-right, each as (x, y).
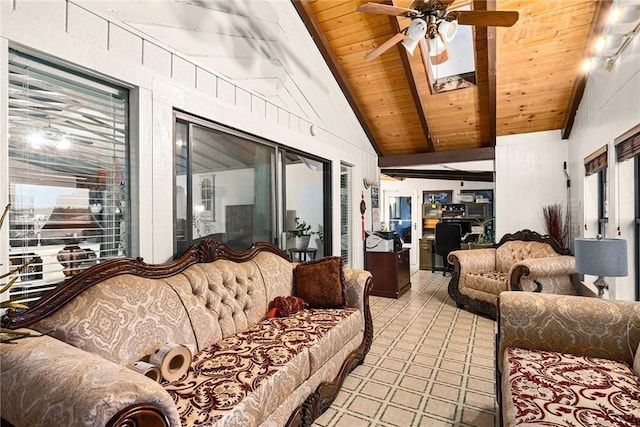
top-left (447, 230), bottom-right (579, 319)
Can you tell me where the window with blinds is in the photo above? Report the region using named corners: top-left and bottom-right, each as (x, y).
top-left (615, 126), bottom-right (640, 162)
top-left (584, 145), bottom-right (608, 176)
top-left (7, 50), bottom-right (129, 304)
top-left (340, 164), bottom-right (353, 267)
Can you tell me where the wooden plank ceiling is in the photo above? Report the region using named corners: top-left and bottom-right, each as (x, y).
top-left (294, 0), bottom-right (607, 165)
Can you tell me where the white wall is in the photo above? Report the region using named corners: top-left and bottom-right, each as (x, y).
top-left (0, 0), bottom-right (378, 268)
top-left (493, 34), bottom-right (639, 301)
top-left (566, 30), bottom-right (640, 301)
top-left (495, 130), bottom-right (570, 239)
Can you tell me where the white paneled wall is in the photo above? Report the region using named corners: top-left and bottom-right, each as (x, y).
top-left (495, 130), bottom-right (569, 239)
top-left (0, 0), bottom-right (378, 267)
top-left (567, 30), bottom-right (640, 301)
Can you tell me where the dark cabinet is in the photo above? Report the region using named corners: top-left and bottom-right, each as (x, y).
top-left (366, 249), bottom-right (411, 298)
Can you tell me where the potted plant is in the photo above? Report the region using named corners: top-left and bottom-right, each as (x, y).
top-left (468, 217), bottom-right (495, 249)
top-left (287, 217), bottom-right (314, 250)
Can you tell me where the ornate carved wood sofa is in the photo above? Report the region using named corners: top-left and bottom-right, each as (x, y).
top-left (448, 230), bottom-right (578, 319)
top-left (497, 291), bottom-right (640, 426)
top-left (1, 240), bottom-right (373, 427)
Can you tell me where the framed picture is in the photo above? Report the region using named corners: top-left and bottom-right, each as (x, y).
top-left (371, 185), bottom-right (379, 209)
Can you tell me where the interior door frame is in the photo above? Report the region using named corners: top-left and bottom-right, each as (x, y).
top-left (383, 189), bottom-right (419, 270)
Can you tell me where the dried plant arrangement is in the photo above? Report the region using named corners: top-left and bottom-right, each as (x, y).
top-left (542, 203), bottom-right (569, 249)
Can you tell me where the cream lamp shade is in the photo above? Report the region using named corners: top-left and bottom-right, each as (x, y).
top-left (438, 19), bottom-right (458, 42)
top-left (401, 18), bottom-right (427, 55)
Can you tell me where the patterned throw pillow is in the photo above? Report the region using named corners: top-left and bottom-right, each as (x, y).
top-left (293, 256), bottom-right (345, 309)
top-left (268, 295), bottom-right (307, 317)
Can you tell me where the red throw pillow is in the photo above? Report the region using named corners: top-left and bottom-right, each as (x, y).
top-left (270, 296), bottom-right (307, 317)
top-left (293, 256), bottom-right (345, 309)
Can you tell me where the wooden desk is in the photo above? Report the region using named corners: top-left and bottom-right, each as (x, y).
top-left (288, 248), bottom-right (317, 262)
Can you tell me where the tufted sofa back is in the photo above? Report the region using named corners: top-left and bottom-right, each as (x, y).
top-left (495, 240), bottom-right (558, 273)
top-left (31, 251), bottom-right (294, 367)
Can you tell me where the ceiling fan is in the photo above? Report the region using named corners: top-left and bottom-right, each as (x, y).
top-left (357, 0), bottom-right (519, 64)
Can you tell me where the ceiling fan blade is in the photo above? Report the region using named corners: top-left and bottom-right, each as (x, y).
top-left (454, 10), bottom-right (519, 27)
top-left (356, 2), bottom-right (417, 16)
top-left (364, 33), bottom-right (409, 61)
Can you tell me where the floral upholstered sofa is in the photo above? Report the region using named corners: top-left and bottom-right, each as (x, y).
top-left (448, 229), bottom-right (578, 319)
top-left (497, 291), bottom-right (640, 426)
top-left (1, 240), bottom-right (372, 427)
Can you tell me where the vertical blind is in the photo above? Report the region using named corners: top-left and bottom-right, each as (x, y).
top-left (340, 164), bottom-right (353, 267)
top-left (7, 50), bottom-right (129, 303)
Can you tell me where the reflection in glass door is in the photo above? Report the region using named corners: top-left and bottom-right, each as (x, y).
top-left (389, 196), bottom-right (413, 244)
top-left (384, 190), bottom-right (419, 268)
top-left (283, 151), bottom-right (328, 260)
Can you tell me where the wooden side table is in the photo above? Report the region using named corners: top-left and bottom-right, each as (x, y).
top-left (288, 248), bottom-right (317, 262)
top-left (366, 249), bottom-right (411, 298)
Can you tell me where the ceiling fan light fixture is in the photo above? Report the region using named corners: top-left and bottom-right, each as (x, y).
top-left (438, 19), bottom-right (458, 42)
top-left (401, 18), bottom-right (427, 55)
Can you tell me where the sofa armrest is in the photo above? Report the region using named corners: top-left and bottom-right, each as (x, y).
top-left (448, 248), bottom-right (496, 274)
top-left (497, 292), bottom-right (640, 374)
top-left (1, 330), bottom-right (180, 427)
top-left (343, 268), bottom-right (372, 312)
top-left (509, 256), bottom-right (575, 291)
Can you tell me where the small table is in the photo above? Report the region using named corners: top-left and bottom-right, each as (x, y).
top-left (288, 248), bottom-right (317, 262)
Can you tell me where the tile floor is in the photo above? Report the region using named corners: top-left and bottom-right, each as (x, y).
top-left (313, 270), bottom-right (498, 427)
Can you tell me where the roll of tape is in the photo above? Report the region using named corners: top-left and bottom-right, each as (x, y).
top-left (150, 343), bottom-right (192, 382)
top-left (131, 361), bottom-right (162, 383)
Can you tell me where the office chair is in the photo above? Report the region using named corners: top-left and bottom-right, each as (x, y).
top-left (435, 223), bottom-right (462, 276)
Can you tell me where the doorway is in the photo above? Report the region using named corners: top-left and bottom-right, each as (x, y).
top-left (384, 190), bottom-right (419, 269)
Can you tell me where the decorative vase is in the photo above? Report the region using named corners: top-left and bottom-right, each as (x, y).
top-left (287, 235), bottom-right (311, 250)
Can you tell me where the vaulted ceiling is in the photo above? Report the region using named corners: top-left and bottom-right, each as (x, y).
top-left (81, 0), bottom-right (615, 170)
top-left (293, 0), bottom-right (610, 167)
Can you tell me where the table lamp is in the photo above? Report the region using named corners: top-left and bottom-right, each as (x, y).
top-left (574, 237), bottom-right (628, 298)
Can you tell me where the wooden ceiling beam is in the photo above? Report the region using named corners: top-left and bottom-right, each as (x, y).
top-left (379, 146), bottom-right (495, 167)
top-left (486, 0), bottom-right (497, 146)
top-left (389, 14), bottom-right (436, 152)
top-left (474, 0), bottom-right (496, 147)
top-left (291, 0), bottom-right (383, 156)
top-left (561, 0), bottom-right (612, 140)
top-left (382, 168), bottom-right (494, 182)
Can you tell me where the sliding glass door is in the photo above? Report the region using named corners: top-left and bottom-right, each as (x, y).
top-left (174, 112), bottom-right (329, 257)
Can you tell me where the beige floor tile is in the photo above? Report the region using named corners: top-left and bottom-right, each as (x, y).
top-left (464, 390), bottom-right (495, 411)
top-left (430, 382), bottom-right (461, 401)
top-left (371, 368), bottom-right (400, 385)
top-left (380, 404), bottom-right (417, 426)
top-left (424, 397), bottom-right (458, 420)
top-left (418, 414), bottom-right (455, 427)
top-left (398, 374), bottom-right (429, 392)
top-left (406, 363), bottom-right (432, 379)
top-left (434, 370), bottom-right (463, 386)
top-left (333, 413), bottom-right (372, 427)
top-left (461, 408), bottom-right (497, 427)
top-left (380, 358), bottom-right (406, 371)
top-left (468, 365), bottom-right (494, 381)
top-left (360, 381), bottom-right (391, 400)
top-left (311, 271), bottom-right (497, 427)
top-left (348, 396), bottom-right (382, 418)
top-left (467, 377), bottom-right (494, 394)
top-left (390, 388), bottom-right (423, 409)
